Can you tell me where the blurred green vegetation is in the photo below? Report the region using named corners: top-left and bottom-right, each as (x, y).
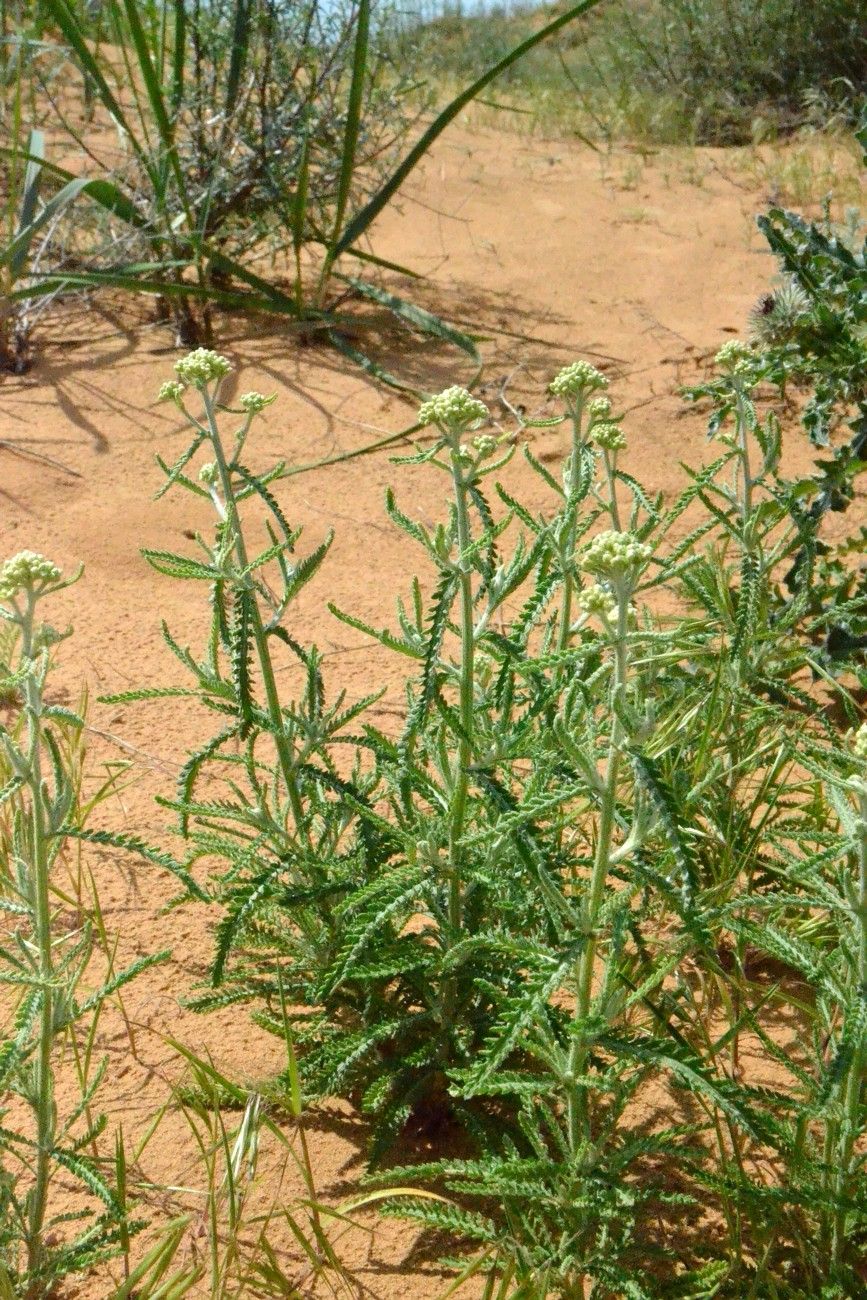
top-left (398, 0), bottom-right (867, 145)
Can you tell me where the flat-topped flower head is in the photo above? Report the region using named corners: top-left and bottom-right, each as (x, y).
top-left (0, 551), bottom-right (61, 599)
top-left (174, 348), bottom-right (232, 388)
top-left (714, 339), bottom-right (756, 378)
top-left (417, 386), bottom-right (489, 434)
top-left (577, 583), bottom-right (616, 618)
top-left (588, 396), bottom-right (612, 420)
top-left (158, 379), bottom-right (185, 405)
top-left (199, 462), bottom-right (219, 486)
top-left (851, 722), bottom-right (867, 764)
top-left (239, 391), bottom-right (276, 415)
top-left (592, 421), bottom-right (626, 452)
top-left (473, 433), bottom-right (498, 458)
top-left (549, 361), bottom-right (608, 400)
top-left (582, 529), bottom-right (651, 582)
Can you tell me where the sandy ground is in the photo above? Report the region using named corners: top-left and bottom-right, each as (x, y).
top-left (0, 124), bottom-right (849, 1295)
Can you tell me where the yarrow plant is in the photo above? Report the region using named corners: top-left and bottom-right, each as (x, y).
top-left (104, 349), bottom-right (867, 1298)
top-left (0, 552), bottom-right (166, 1297)
top-left (589, 420), bottom-right (626, 452)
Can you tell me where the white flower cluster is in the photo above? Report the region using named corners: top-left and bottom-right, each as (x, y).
top-left (473, 433), bottom-right (498, 458)
top-left (582, 529), bottom-right (651, 580)
top-left (417, 386), bottom-right (489, 433)
top-left (588, 396), bottom-right (612, 420)
top-left (158, 380), bottom-right (186, 405)
top-left (852, 722), bottom-right (867, 763)
top-left (239, 391), bottom-right (275, 415)
top-left (174, 348), bottom-right (233, 388)
top-left (577, 583), bottom-right (616, 619)
top-left (549, 361), bottom-right (608, 399)
top-left (714, 340), bottom-right (756, 377)
top-left (0, 551), bottom-right (61, 599)
top-left (592, 421), bottom-right (626, 452)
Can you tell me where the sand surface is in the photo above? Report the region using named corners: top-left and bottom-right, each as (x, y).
top-left (0, 124), bottom-right (850, 1295)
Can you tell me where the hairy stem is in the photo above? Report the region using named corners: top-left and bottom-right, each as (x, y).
top-left (556, 396), bottom-right (585, 660)
top-left (603, 448), bottom-right (621, 531)
top-left (734, 389), bottom-right (754, 545)
top-left (441, 455), bottom-right (475, 1037)
top-left (567, 589), bottom-right (629, 1152)
top-left (202, 389), bottom-right (306, 832)
top-left (23, 596), bottom-right (54, 1285)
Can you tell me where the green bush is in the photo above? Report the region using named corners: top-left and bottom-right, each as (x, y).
top-left (597, 0), bottom-right (867, 143)
top-left (104, 336), bottom-right (866, 1296)
top-left (406, 0), bottom-right (867, 144)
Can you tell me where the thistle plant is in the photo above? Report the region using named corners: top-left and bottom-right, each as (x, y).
top-left (724, 176), bottom-right (867, 681)
top-left (0, 552), bottom-right (162, 1297)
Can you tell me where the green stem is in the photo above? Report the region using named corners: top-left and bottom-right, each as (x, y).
top-left (202, 390), bottom-right (306, 833)
top-left (441, 454), bottom-right (476, 1038)
top-left (450, 466), bottom-right (475, 887)
top-left (734, 388), bottom-right (754, 549)
top-left (729, 387), bottom-right (757, 1081)
top-left (830, 788), bottom-right (867, 1267)
top-left (603, 449), bottom-right (621, 531)
top-left (567, 591), bottom-right (628, 1152)
top-left (23, 595), bottom-right (54, 1285)
top-left (556, 396), bottom-right (585, 660)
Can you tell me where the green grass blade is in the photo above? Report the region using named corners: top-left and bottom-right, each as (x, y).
top-left (119, 0), bottom-right (188, 210)
top-left (41, 0), bottom-right (151, 178)
top-left (169, 0), bottom-right (186, 120)
top-left (333, 0), bottom-right (604, 257)
top-left (2, 176), bottom-right (97, 275)
top-left (292, 116), bottom-right (311, 259)
top-left (0, 149), bottom-right (149, 228)
top-left (329, 0), bottom-right (371, 256)
top-left (325, 326), bottom-right (422, 395)
top-left (10, 127), bottom-right (43, 278)
top-left (207, 249), bottom-right (308, 318)
top-left (339, 273), bottom-right (481, 366)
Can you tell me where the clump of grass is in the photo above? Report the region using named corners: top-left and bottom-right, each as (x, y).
top-left (0, 0), bottom-right (605, 380)
top-left (735, 133), bottom-right (866, 211)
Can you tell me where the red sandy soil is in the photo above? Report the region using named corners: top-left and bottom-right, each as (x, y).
top-left (1, 125), bottom-right (857, 1296)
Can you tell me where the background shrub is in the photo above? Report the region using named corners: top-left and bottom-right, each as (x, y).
top-left (403, 0), bottom-right (867, 144)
